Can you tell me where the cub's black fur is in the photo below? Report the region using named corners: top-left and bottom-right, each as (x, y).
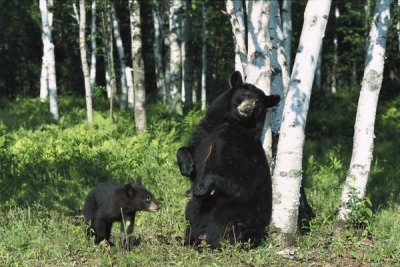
top-left (84, 177), bottom-right (161, 249)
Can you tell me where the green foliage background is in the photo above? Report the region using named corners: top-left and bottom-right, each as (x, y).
top-left (0, 94), bottom-right (399, 265)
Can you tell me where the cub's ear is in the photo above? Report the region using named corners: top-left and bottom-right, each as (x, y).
top-left (125, 184), bottom-right (136, 196)
top-left (265, 94), bottom-right (280, 108)
top-left (230, 71), bottom-right (244, 88)
top-left (135, 176), bottom-right (143, 187)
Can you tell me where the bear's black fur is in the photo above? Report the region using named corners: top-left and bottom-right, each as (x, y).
top-left (177, 71), bottom-right (280, 248)
top-left (83, 177), bottom-right (161, 250)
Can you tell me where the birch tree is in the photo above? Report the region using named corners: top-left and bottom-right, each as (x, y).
top-left (89, 0), bottom-right (97, 92)
top-left (169, 0), bottom-right (183, 114)
top-left (338, 0), bottom-right (392, 222)
top-left (39, 0), bottom-right (59, 121)
top-left (111, 2), bottom-right (128, 109)
top-left (332, 1), bottom-right (339, 94)
top-left (270, 0), bottom-right (331, 246)
top-left (79, 0), bottom-right (93, 124)
top-left (282, 0), bottom-right (292, 73)
top-left (201, 1), bottom-right (207, 111)
top-left (129, 0), bottom-right (147, 131)
top-left (152, 0), bottom-right (167, 104)
top-left (226, 0), bottom-right (273, 163)
top-left (101, 3), bottom-right (116, 120)
top-left (269, 0), bottom-right (290, 163)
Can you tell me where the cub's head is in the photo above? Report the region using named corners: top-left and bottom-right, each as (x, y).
top-left (229, 71), bottom-right (280, 122)
top-left (125, 177), bottom-right (161, 212)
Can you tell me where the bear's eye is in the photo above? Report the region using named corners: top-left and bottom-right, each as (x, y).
top-left (145, 197), bottom-right (151, 203)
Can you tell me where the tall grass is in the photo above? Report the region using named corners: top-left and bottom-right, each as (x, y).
top-left (0, 94), bottom-right (399, 265)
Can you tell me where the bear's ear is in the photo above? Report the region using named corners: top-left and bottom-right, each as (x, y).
top-left (265, 94), bottom-right (281, 108)
top-left (135, 176), bottom-right (143, 187)
top-left (125, 184), bottom-right (136, 196)
top-left (230, 71), bottom-right (244, 88)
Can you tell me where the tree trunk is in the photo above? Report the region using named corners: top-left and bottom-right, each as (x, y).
top-left (245, 0), bottom-right (273, 166)
top-left (169, 0), bottom-right (183, 114)
top-left (181, 0), bottom-right (193, 108)
top-left (130, 0), bottom-right (147, 131)
top-left (226, 0), bottom-right (247, 78)
top-left (201, 1), bottom-right (207, 112)
top-left (271, 0), bottom-right (331, 246)
top-left (111, 2), bottom-right (128, 109)
top-left (79, 0), bottom-right (93, 124)
top-left (152, 0), bottom-right (167, 104)
top-left (338, 0), bottom-right (392, 222)
top-left (39, 0), bottom-right (59, 121)
top-left (89, 0), bottom-right (97, 92)
top-left (282, 0), bottom-right (292, 73)
top-left (268, 0), bottom-right (290, 168)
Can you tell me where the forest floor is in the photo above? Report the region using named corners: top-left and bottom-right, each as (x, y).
top-left (0, 94), bottom-right (399, 266)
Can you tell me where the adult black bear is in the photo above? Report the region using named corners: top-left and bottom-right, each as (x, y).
top-left (177, 71), bottom-right (280, 249)
top-left (84, 177), bottom-right (161, 250)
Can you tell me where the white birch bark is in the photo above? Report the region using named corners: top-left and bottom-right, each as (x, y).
top-left (169, 0), bottom-right (183, 114)
top-left (181, 0), bottom-right (187, 104)
top-left (79, 0), bottom-right (93, 124)
top-left (282, 0), bottom-right (292, 74)
top-left (226, 0), bottom-right (247, 78)
top-left (397, 11), bottom-right (400, 53)
top-left (39, 0), bottom-right (59, 121)
top-left (130, 0), bottom-right (147, 131)
top-left (126, 67), bottom-right (134, 108)
top-left (40, 0), bottom-right (49, 102)
top-left (89, 0), bottom-right (97, 92)
top-left (271, 0), bottom-right (331, 245)
top-left (201, 1), bottom-right (207, 111)
top-left (111, 2), bottom-right (128, 109)
top-left (245, 0), bottom-right (273, 165)
top-left (338, 0), bottom-right (392, 222)
top-left (152, 0), bottom-right (167, 104)
top-left (269, 0), bottom-right (290, 167)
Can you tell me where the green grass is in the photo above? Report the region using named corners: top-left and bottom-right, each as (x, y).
top-left (0, 95), bottom-right (399, 266)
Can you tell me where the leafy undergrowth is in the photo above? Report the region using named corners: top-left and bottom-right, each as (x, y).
top-left (0, 95), bottom-right (399, 265)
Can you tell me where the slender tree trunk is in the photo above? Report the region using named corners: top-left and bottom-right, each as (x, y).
top-left (271, 0), bottom-right (331, 246)
top-left (201, 1), bottom-right (207, 111)
top-left (282, 0), bottom-right (292, 73)
top-left (130, 0), bottom-right (147, 131)
top-left (269, 0), bottom-right (290, 167)
top-left (125, 67), bottom-right (134, 108)
top-left (332, 1), bottom-right (339, 93)
top-left (39, 0), bottom-right (59, 121)
top-left (182, 0), bottom-right (193, 108)
top-left (226, 0), bottom-right (247, 78)
top-left (245, 0), bottom-right (273, 165)
top-left (111, 2), bottom-right (128, 109)
top-left (338, 0), bottom-right (392, 222)
top-left (79, 0), bottom-right (93, 124)
top-left (152, 0), bottom-right (167, 104)
top-left (89, 0), bottom-right (97, 92)
top-left (169, 0), bottom-right (183, 114)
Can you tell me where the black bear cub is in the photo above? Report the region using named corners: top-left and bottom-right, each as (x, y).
top-left (83, 177), bottom-right (161, 250)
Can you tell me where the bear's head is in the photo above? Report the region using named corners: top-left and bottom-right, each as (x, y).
top-left (229, 71), bottom-right (280, 124)
top-left (125, 177), bottom-right (162, 212)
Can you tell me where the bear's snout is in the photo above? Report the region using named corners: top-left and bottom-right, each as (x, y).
top-left (237, 99), bottom-right (256, 117)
